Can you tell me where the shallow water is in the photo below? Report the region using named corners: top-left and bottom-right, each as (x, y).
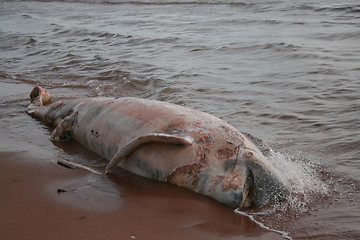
top-left (1, 0), bottom-right (359, 239)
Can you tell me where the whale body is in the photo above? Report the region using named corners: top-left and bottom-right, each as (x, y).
top-left (27, 86), bottom-right (288, 209)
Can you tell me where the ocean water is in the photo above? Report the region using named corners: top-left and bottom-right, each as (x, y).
top-left (1, 0), bottom-right (359, 239)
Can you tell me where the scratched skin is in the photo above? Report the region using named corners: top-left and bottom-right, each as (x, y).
top-left (27, 88), bottom-right (288, 209)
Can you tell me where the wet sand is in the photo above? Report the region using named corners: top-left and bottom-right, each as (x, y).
top-left (0, 152), bottom-right (284, 240)
top-left (0, 82), bottom-right (284, 240)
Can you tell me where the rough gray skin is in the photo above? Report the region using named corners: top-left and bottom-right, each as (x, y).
top-left (27, 87), bottom-right (289, 209)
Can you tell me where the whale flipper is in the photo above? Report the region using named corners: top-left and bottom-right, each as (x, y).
top-left (106, 133), bottom-right (193, 173)
top-left (51, 111), bottom-right (78, 141)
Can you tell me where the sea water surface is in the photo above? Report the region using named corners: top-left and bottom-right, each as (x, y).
top-left (1, 0), bottom-right (359, 239)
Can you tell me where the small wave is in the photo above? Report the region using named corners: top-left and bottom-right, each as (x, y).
top-left (93, 0), bottom-right (251, 7)
top-left (234, 148), bottom-right (330, 239)
top-left (269, 149), bottom-right (329, 212)
top-left (0, 71), bottom-right (89, 92)
top-left (257, 113), bottom-right (303, 122)
top-left (214, 42), bottom-right (302, 56)
top-left (296, 3), bottom-right (360, 13)
top-left (0, 72), bottom-right (42, 86)
top-left (0, 33), bottom-right (37, 51)
top-left (35, 0), bottom-right (250, 6)
top-left (86, 74), bottom-right (181, 102)
top-left (316, 31), bottom-right (360, 41)
top-left (316, 4), bottom-right (360, 13)
top-left (235, 209), bottom-right (292, 240)
top-left (25, 37), bottom-right (37, 45)
top-left (96, 69), bottom-right (131, 82)
top-left (52, 26), bottom-right (130, 41)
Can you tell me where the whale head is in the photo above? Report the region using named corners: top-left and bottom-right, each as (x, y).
top-left (242, 153), bottom-right (289, 209)
top-left (204, 153), bottom-right (289, 210)
top-left (194, 137), bottom-right (289, 210)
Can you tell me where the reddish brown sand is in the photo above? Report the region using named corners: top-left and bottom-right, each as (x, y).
top-left (0, 151), bottom-right (285, 240)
